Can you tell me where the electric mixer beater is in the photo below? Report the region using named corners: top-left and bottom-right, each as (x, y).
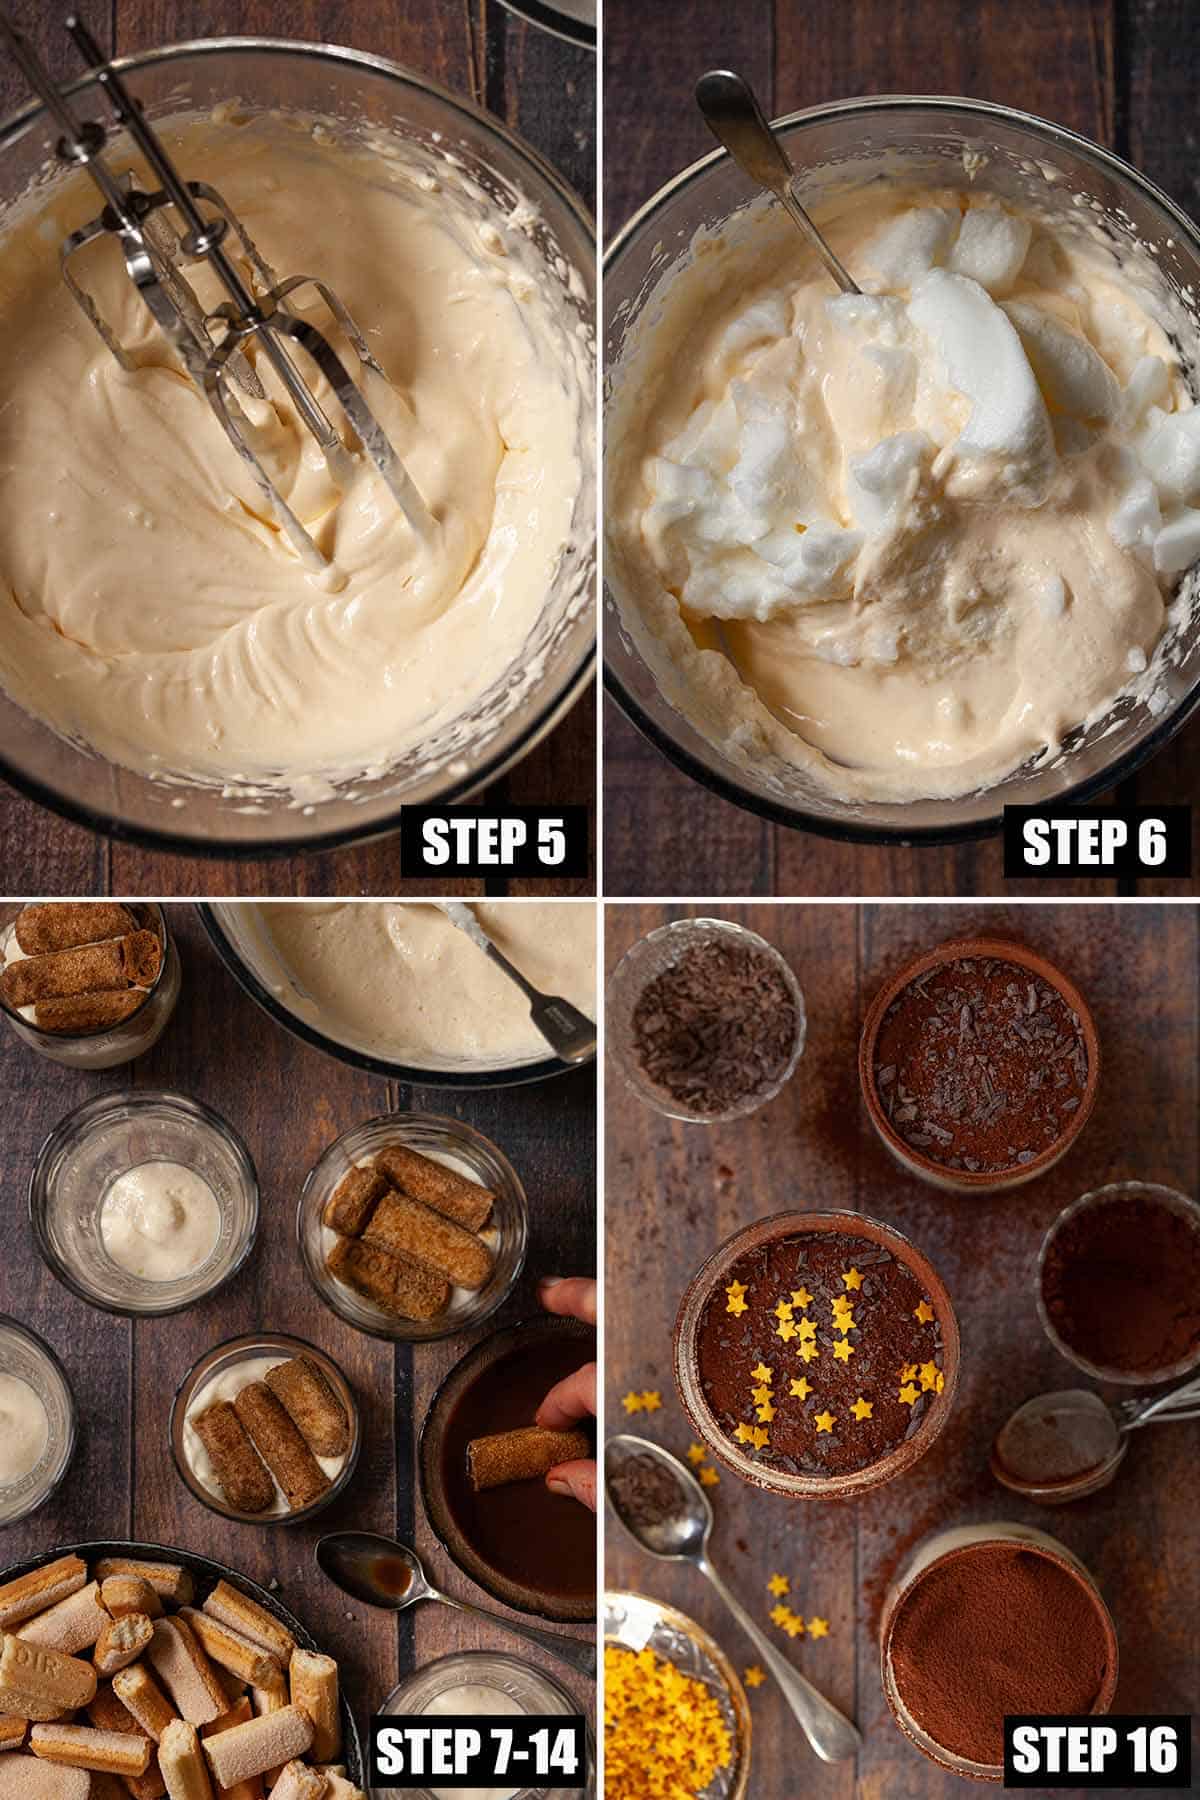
top-left (0, 9), bottom-right (435, 570)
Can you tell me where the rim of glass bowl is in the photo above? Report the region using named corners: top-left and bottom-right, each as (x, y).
top-left (603, 93), bottom-right (1200, 847)
top-left (200, 904), bottom-right (593, 1089)
top-left (494, 0), bottom-right (595, 51)
top-left (0, 1314), bottom-right (77, 1525)
top-left (0, 37), bottom-right (595, 859)
top-left (28, 1088), bottom-right (260, 1317)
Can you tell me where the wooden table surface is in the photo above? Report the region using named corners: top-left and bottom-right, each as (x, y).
top-left (602, 0), bottom-right (1200, 898)
top-left (0, 905), bottom-right (597, 1738)
top-left (0, 0), bottom-right (595, 898)
top-left (603, 902), bottom-right (1199, 1800)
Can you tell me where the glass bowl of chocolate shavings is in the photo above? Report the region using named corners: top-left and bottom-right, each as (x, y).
top-left (606, 918), bottom-right (806, 1123)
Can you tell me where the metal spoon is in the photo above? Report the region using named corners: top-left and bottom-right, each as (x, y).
top-left (695, 69), bottom-right (860, 296)
top-left (432, 901), bottom-right (596, 1065)
top-left (991, 1374), bottom-right (1200, 1503)
top-left (605, 1435), bottom-right (860, 1763)
top-left (316, 1530), bottom-right (596, 1678)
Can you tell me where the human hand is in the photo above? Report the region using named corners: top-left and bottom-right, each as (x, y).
top-left (535, 1275), bottom-right (597, 1511)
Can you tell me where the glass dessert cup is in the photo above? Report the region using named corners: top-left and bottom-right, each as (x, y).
top-left (419, 1315), bottom-right (596, 1624)
top-left (202, 904), bottom-right (590, 1090)
top-left (1037, 1181), bottom-right (1200, 1385)
top-left (859, 936), bottom-right (1100, 1194)
top-left (375, 1650), bottom-right (594, 1800)
top-left (299, 1112), bottom-right (528, 1343)
top-left (879, 1522), bottom-right (1118, 1782)
top-left (0, 39), bottom-right (594, 858)
top-left (0, 1316), bottom-right (76, 1527)
top-left (170, 1331), bottom-right (360, 1526)
top-left (606, 917), bottom-right (806, 1123)
top-left (605, 96), bottom-right (1200, 846)
top-left (0, 902), bottom-right (179, 1069)
top-left (30, 1090), bottom-right (259, 1317)
top-left (674, 1209), bottom-right (959, 1498)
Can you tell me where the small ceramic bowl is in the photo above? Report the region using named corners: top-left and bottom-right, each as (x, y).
top-left (0, 1316), bottom-right (76, 1526)
top-left (859, 936), bottom-right (1100, 1194)
top-left (298, 1113), bottom-right (528, 1342)
top-left (170, 1332), bottom-right (360, 1526)
top-left (30, 1091), bottom-right (259, 1317)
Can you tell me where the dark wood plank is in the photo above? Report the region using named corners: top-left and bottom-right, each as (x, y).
top-left (604, 901), bottom-right (1198, 1798)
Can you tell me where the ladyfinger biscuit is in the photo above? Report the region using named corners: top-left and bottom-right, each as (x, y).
top-left (262, 1361), bottom-right (349, 1459)
top-left (362, 1193), bottom-right (494, 1291)
top-left (190, 1406), bottom-right (276, 1516)
top-left (321, 1168), bottom-right (386, 1239)
top-left (467, 1426), bottom-right (590, 1491)
top-left (200, 1592), bottom-right (293, 1670)
top-left (201, 1701), bottom-right (262, 1800)
top-left (18, 1585), bottom-right (110, 1656)
top-left (285, 1655), bottom-right (337, 1766)
top-left (249, 1670), bottom-right (287, 1778)
top-left (266, 1764), bottom-right (324, 1800)
top-left (158, 1722), bottom-right (213, 1800)
top-left (201, 1709), bottom-right (313, 1790)
top-left (29, 1724), bottom-right (150, 1777)
top-left (30, 992), bottom-right (146, 1035)
top-left (372, 1145), bottom-right (494, 1232)
top-left (94, 1567), bottom-right (193, 1610)
top-left (0, 1562), bottom-right (88, 1632)
top-left (324, 1236), bottom-right (449, 1322)
top-left (313, 1774), bottom-right (361, 1800)
top-left (14, 904), bottom-right (137, 955)
top-left (231, 1388), bottom-right (328, 1514)
top-left (111, 1666), bottom-right (177, 1743)
top-left (0, 1753), bottom-right (90, 1800)
top-left (2, 933), bottom-right (160, 1007)
top-left (0, 1719), bottom-right (25, 1752)
top-left (0, 1695), bottom-right (64, 1726)
top-left (99, 1581), bottom-right (161, 1623)
top-left (94, 1617), bottom-right (154, 1679)
top-left (0, 1638), bottom-right (97, 1712)
top-left (177, 1617), bottom-right (277, 1692)
top-left (145, 1621), bottom-right (226, 1727)
top-left (86, 1685), bottom-right (166, 1800)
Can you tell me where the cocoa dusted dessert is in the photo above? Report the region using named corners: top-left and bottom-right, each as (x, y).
top-left (694, 1225), bottom-right (948, 1479)
top-left (872, 953), bottom-right (1089, 1176)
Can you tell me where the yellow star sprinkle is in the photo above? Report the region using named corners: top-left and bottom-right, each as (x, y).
top-left (756, 1400), bottom-right (776, 1423)
top-left (744, 1665), bottom-right (766, 1689)
top-left (699, 1464), bottom-right (720, 1486)
top-left (814, 1410), bottom-right (836, 1434)
top-left (936, 1370), bottom-right (946, 1393)
top-left (733, 1422), bottom-right (754, 1444)
top-left (832, 1337), bottom-right (855, 1363)
top-left (751, 1362), bottom-right (773, 1385)
top-left (726, 1292), bottom-right (748, 1317)
top-left (789, 1376), bottom-right (812, 1400)
top-left (784, 1613), bottom-right (805, 1638)
top-left (850, 1396), bottom-right (873, 1421)
top-left (797, 1316), bottom-right (817, 1341)
top-left (750, 1425), bottom-right (770, 1450)
top-left (774, 1299), bottom-right (794, 1322)
top-left (898, 1362), bottom-right (918, 1382)
top-left (898, 1382), bottom-right (920, 1407)
top-left (842, 1268), bottom-right (863, 1291)
top-left (752, 1384), bottom-right (773, 1407)
top-left (775, 1318), bottom-right (798, 1342)
top-left (769, 1602), bottom-right (792, 1627)
top-left (767, 1573), bottom-right (790, 1598)
top-left (799, 1340), bottom-right (820, 1363)
top-left (914, 1299), bottom-right (934, 1324)
top-left (808, 1617), bottom-right (830, 1640)
top-left (919, 1361), bottom-right (939, 1393)
top-left (791, 1286), bottom-right (813, 1307)
top-left (726, 1279), bottom-right (747, 1301)
top-left (686, 1443), bottom-right (707, 1464)
top-left (621, 1391), bottom-right (644, 1414)
top-left (641, 1391), bottom-right (662, 1412)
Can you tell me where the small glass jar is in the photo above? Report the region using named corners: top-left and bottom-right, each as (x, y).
top-left (879, 1521), bottom-right (1118, 1782)
top-left (30, 1091), bottom-right (259, 1317)
top-left (606, 918), bottom-right (806, 1123)
top-left (170, 1331), bottom-right (360, 1526)
top-left (299, 1113), bottom-right (528, 1343)
top-left (0, 1316), bottom-right (76, 1526)
top-left (1037, 1181), bottom-right (1200, 1385)
top-left (0, 903), bottom-right (180, 1069)
top-left (375, 1651), bottom-right (593, 1800)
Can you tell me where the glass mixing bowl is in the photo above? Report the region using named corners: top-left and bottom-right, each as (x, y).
top-left (605, 95), bottom-right (1200, 846)
top-left (0, 39), bottom-right (594, 856)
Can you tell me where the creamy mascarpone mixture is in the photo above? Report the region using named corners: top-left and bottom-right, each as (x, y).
top-left (0, 1373), bottom-right (49, 1485)
top-left (608, 188), bottom-right (1200, 800)
top-left (183, 1352), bottom-right (346, 1516)
top-left (0, 109), bottom-right (588, 802)
top-left (255, 900), bottom-right (595, 1066)
top-left (99, 1160), bottom-right (222, 1283)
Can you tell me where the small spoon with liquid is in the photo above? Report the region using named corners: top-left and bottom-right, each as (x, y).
top-left (316, 1530), bottom-right (596, 1678)
top-left (991, 1374), bottom-right (1200, 1502)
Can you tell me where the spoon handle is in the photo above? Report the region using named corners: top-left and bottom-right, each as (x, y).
top-left (1120, 1371), bottom-right (1200, 1429)
top-left (698, 1557), bottom-right (860, 1763)
top-left (436, 1592), bottom-right (597, 1679)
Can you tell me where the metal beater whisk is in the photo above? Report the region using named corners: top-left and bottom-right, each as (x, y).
top-left (0, 11), bottom-right (434, 569)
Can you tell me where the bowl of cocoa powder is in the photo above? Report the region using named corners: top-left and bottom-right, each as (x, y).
top-left (607, 919), bottom-right (805, 1123)
top-left (1038, 1181), bottom-right (1200, 1384)
top-left (859, 938), bottom-right (1100, 1193)
top-left (880, 1522), bottom-right (1118, 1781)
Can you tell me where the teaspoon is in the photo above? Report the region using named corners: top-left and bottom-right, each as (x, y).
top-left (991, 1374), bottom-right (1200, 1503)
top-left (433, 901), bottom-right (596, 1065)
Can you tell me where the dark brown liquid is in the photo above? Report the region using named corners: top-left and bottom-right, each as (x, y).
top-left (440, 1334), bottom-right (596, 1600)
top-left (371, 1555), bottom-right (412, 1597)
